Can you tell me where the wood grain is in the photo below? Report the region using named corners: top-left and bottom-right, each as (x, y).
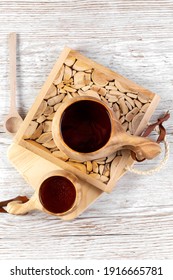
top-left (0, 0), bottom-right (173, 259)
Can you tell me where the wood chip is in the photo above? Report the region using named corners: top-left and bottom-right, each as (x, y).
top-left (138, 94), bottom-right (149, 103)
top-left (99, 164), bottom-right (104, 175)
top-left (44, 106), bottom-right (54, 116)
top-left (37, 115), bottom-right (46, 123)
top-left (47, 112), bottom-right (55, 120)
top-left (92, 161), bottom-right (98, 173)
top-left (43, 121), bottom-right (52, 132)
top-left (73, 60), bottom-right (91, 71)
top-left (125, 96), bottom-right (135, 107)
top-left (86, 161), bottom-right (93, 172)
top-left (131, 112), bottom-right (144, 134)
top-left (33, 100), bottom-right (47, 120)
top-left (127, 92), bottom-right (138, 99)
top-left (42, 139), bottom-right (57, 149)
top-left (47, 93), bottom-right (65, 106)
top-left (65, 55), bottom-right (76, 67)
top-left (54, 103), bottom-right (62, 111)
top-left (74, 72), bottom-right (86, 88)
top-left (89, 173), bottom-right (100, 180)
top-left (100, 175), bottom-right (109, 183)
top-left (63, 65), bottom-right (72, 81)
top-left (24, 121), bottom-right (38, 139)
top-left (106, 152), bottom-right (117, 163)
top-left (30, 123), bottom-right (43, 140)
top-left (119, 97), bottom-right (128, 115)
top-left (109, 90), bottom-right (124, 97)
top-left (91, 85), bottom-right (100, 92)
top-left (122, 121), bottom-right (128, 131)
top-left (113, 103), bottom-right (120, 119)
top-left (82, 90), bottom-right (100, 100)
top-left (36, 132), bottom-right (53, 144)
top-left (141, 103), bottom-right (150, 112)
top-left (126, 107), bottom-right (139, 122)
top-left (125, 100), bottom-right (132, 111)
top-left (68, 162), bottom-right (87, 173)
top-left (98, 87), bottom-right (107, 96)
top-left (107, 95), bottom-right (118, 103)
top-left (92, 70), bottom-right (109, 87)
top-left (115, 80), bottom-right (129, 93)
top-left (134, 99), bottom-right (142, 109)
top-left (53, 65), bottom-right (64, 85)
top-left (44, 84), bottom-right (57, 100)
top-left (110, 156), bottom-right (122, 177)
top-left (52, 150), bottom-right (69, 161)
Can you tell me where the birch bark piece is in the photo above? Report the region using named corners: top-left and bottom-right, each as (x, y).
top-left (73, 60), bottom-right (91, 71)
top-left (92, 70), bottom-right (109, 87)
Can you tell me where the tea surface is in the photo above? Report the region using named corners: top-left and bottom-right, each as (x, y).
top-left (39, 176), bottom-right (76, 214)
top-left (60, 100), bottom-right (111, 153)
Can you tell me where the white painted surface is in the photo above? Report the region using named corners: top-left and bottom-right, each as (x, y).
top-left (0, 0), bottom-right (173, 259)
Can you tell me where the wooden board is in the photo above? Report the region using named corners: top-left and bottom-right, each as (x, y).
top-left (7, 47), bottom-right (160, 218)
top-left (7, 143), bottom-right (102, 220)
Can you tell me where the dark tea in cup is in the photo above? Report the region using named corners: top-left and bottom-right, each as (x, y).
top-left (60, 100), bottom-right (112, 153)
top-left (39, 176), bottom-right (77, 214)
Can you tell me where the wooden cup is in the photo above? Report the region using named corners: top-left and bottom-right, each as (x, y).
top-left (6, 170), bottom-right (82, 216)
top-left (52, 96), bottom-right (161, 161)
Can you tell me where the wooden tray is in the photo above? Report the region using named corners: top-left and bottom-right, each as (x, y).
top-left (8, 47), bottom-right (160, 219)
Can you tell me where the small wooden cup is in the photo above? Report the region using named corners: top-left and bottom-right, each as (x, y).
top-left (52, 96), bottom-right (161, 161)
top-left (6, 170), bottom-right (82, 216)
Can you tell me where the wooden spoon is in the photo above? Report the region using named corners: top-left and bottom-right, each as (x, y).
top-left (4, 33), bottom-right (23, 135)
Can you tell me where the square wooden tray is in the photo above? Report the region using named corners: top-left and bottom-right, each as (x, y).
top-left (8, 46), bottom-right (160, 219)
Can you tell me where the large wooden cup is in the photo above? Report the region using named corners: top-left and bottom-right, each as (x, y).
top-left (52, 96), bottom-right (161, 161)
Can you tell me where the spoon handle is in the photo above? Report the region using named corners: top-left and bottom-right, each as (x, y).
top-left (9, 32), bottom-right (17, 112)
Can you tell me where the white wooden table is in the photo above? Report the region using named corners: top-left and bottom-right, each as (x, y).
top-left (0, 0), bottom-right (173, 259)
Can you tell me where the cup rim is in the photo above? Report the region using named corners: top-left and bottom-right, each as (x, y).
top-left (52, 96), bottom-right (117, 160)
top-left (37, 170), bottom-right (81, 216)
